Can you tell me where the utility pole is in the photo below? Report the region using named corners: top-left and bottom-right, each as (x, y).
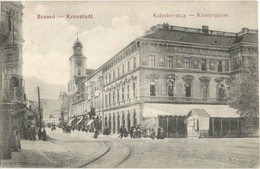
top-left (37, 86), bottom-right (42, 140)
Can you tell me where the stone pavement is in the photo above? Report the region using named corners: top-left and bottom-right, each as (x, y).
top-left (0, 131), bottom-right (110, 168)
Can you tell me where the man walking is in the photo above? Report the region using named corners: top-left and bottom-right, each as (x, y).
top-left (119, 126), bottom-right (124, 139)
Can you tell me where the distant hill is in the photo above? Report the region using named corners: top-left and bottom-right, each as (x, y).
top-left (24, 76), bottom-right (67, 101)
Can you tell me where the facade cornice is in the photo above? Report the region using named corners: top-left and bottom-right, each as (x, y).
top-left (138, 38), bottom-right (231, 50)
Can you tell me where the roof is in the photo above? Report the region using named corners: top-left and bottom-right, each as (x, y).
top-left (86, 69), bottom-right (96, 77)
top-left (190, 109), bottom-right (209, 117)
top-left (142, 103), bottom-right (240, 118)
top-left (142, 29), bottom-right (237, 46)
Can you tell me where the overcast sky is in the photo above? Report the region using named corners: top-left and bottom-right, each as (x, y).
top-left (22, 1), bottom-right (258, 86)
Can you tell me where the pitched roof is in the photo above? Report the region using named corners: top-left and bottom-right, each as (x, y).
top-left (142, 29), bottom-right (238, 46)
top-left (142, 24), bottom-right (258, 47)
top-left (191, 109), bottom-right (210, 117)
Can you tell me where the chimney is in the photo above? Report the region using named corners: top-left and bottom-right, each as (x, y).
top-left (202, 25), bottom-right (209, 33)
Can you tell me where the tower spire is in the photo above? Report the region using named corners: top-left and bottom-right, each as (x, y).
top-left (77, 32), bottom-right (79, 40)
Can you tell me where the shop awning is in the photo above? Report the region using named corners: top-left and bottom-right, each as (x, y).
top-left (142, 103), bottom-right (240, 118)
top-left (86, 119), bottom-right (94, 126)
top-left (75, 116), bottom-right (83, 125)
top-left (67, 118), bottom-right (76, 126)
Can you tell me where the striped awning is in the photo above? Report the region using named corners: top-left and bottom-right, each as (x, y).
top-left (142, 103), bottom-right (240, 118)
top-left (75, 116), bottom-right (83, 125)
top-left (67, 118), bottom-right (76, 126)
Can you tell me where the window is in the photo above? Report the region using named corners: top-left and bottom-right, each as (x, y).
top-left (201, 83), bottom-right (208, 98)
top-left (185, 83), bottom-right (191, 97)
top-left (109, 93), bottom-right (111, 104)
top-left (122, 86), bottom-right (125, 100)
top-left (217, 84), bottom-right (225, 100)
top-left (113, 70), bottom-right (116, 80)
top-left (117, 67), bottom-right (120, 77)
top-left (78, 69), bottom-right (81, 76)
top-left (218, 60), bottom-right (223, 72)
top-left (150, 82), bottom-right (156, 96)
top-left (109, 73), bottom-right (111, 83)
top-left (105, 94), bottom-right (107, 105)
top-left (127, 85), bottom-right (130, 99)
top-left (133, 83), bottom-right (136, 97)
top-left (201, 59), bottom-right (207, 71)
top-left (133, 57), bottom-right (136, 69)
top-left (168, 80), bottom-right (174, 96)
top-left (185, 58), bottom-right (190, 69)
top-left (105, 75), bottom-right (108, 84)
top-left (127, 61), bottom-right (130, 72)
top-left (149, 55), bottom-right (155, 67)
top-left (167, 56), bottom-right (173, 68)
top-left (113, 91), bottom-right (115, 103)
top-left (122, 64), bottom-right (125, 75)
top-left (117, 88), bottom-right (120, 102)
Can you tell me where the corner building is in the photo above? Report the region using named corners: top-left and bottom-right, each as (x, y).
top-left (71, 23), bottom-right (258, 137)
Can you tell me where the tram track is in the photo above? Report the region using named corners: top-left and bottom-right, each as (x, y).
top-left (81, 141), bottom-right (133, 168)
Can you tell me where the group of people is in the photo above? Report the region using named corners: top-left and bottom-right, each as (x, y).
top-left (119, 125), bottom-right (142, 139)
top-left (20, 126), bottom-right (47, 141)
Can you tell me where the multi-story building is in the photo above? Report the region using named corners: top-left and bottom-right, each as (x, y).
top-left (0, 1), bottom-right (26, 159)
top-left (70, 23), bottom-right (258, 137)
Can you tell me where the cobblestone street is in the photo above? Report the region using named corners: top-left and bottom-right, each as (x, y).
top-left (1, 128), bottom-right (259, 168)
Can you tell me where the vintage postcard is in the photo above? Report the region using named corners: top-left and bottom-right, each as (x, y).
top-left (0, 1), bottom-right (259, 168)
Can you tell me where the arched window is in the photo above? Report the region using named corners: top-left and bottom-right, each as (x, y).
top-left (150, 82), bottom-right (156, 96)
top-left (185, 83), bottom-right (191, 97)
top-left (201, 83), bottom-right (209, 98)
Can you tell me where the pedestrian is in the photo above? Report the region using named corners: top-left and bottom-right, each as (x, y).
top-left (32, 127), bottom-right (36, 141)
top-left (42, 128), bottom-right (47, 141)
top-left (151, 128), bottom-right (155, 139)
top-left (160, 128), bottom-right (165, 139)
top-left (133, 127), bottom-right (137, 138)
top-left (93, 128), bottom-right (99, 139)
top-left (119, 126), bottom-right (124, 139)
top-left (129, 127), bottom-right (134, 139)
top-left (124, 128), bottom-right (128, 137)
top-left (157, 127), bottom-right (161, 139)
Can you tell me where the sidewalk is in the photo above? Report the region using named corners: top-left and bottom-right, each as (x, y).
top-left (0, 130), bottom-right (110, 168)
top-left (0, 140), bottom-right (73, 168)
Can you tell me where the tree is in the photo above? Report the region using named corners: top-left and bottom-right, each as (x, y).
top-left (227, 54), bottom-right (259, 117)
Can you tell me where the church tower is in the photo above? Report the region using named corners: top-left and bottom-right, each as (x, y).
top-left (68, 35), bottom-right (86, 95)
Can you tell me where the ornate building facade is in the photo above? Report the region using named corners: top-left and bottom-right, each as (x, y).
top-left (0, 1), bottom-right (26, 159)
top-left (69, 23), bottom-right (258, 137)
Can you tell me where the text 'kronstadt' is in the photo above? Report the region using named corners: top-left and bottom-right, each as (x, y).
top-left (37, 14), bottom-right (93, 19)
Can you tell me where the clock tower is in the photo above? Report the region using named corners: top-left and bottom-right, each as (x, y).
top-left (69, 36), bottom-right (86, 79)
top-left (68, 36), bottom-right (87, 95)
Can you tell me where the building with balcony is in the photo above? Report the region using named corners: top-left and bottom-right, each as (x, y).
top-left (70, 23), bottom-right (258, 137)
